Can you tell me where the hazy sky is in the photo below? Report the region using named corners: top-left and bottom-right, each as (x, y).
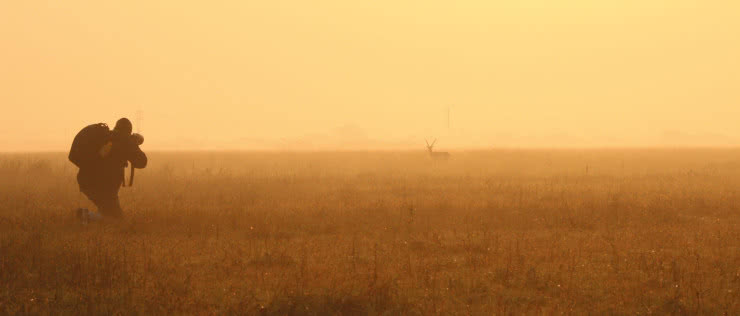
top-left (1, 1), bottom-right (739, 150)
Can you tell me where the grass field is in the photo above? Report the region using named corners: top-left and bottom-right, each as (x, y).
top-left (1, 149), bottom-right (739, 314)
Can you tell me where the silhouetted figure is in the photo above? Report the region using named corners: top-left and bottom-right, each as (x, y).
top-left (69, 118), bottom-right (147, 219)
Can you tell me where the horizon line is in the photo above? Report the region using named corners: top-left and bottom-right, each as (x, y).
top-left (4, 145), bottom-right (740, 154)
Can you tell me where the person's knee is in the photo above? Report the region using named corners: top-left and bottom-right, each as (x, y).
top-left (88, 191), bottom-right (122, 218)
top-left (100, 201), bottom-right (123, 217)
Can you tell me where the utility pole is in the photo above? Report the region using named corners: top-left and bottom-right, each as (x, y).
top-left (136, 108), bottom-right (143, 133)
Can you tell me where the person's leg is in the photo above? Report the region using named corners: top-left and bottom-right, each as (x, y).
top-left (81, 188), bottom-right (123, 219)
top-left (96, 191), bottom-right (123, 218)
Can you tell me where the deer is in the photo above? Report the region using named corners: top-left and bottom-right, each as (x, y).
top-left (425, 139), bottom-right (450, 160)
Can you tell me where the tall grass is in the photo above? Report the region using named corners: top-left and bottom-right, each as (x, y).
top-left (1, 150), bottom-right (739, 314)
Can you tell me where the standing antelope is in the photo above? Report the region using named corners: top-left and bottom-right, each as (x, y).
top-left (426, 139), bottom-right (450, 160)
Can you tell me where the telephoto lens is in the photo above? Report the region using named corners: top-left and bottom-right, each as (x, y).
top-left (131, 133), bottom-right (144, 145)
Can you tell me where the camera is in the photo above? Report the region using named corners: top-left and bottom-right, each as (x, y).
top-left (131, 133), bottom-right (144, 145)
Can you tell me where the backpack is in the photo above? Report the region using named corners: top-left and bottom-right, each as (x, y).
top-left (68, 123), bottom-right (111, 168)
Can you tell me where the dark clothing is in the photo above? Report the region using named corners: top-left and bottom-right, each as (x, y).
top-left (77, 131), bottom-right (147, 217)
top-left (80, 186), bottom-right (123, 217)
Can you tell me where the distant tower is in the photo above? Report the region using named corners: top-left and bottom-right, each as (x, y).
top-left (447, 106), bottom-right (451, 130)
top-left (136, 108), bottom-right (143, 133)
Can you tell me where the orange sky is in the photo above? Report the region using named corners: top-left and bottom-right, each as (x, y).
top-left (1, 1), bottom-right (739, 151)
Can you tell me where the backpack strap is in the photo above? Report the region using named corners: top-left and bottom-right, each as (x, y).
top-left (129, 166), bottom-right (135, 186)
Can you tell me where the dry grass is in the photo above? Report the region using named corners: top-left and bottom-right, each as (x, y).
top-left (1, 149), bottom-right (739, 315)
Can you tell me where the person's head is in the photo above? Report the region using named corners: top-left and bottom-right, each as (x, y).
top-left (114, 118), bottom-right (133, 135)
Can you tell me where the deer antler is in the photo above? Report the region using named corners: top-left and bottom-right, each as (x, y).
top-left (431, 139), bottom-right (437, 147)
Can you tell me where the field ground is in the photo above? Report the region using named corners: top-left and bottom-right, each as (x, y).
top-left (1, 149), bottom-right (740, 314)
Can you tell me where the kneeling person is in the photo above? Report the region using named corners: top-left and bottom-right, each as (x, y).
top-left (69, 118), bottom-right (147, 219)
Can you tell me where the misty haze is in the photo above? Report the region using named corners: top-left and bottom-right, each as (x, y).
top-left (1, 1), bottom-right (739, 314)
